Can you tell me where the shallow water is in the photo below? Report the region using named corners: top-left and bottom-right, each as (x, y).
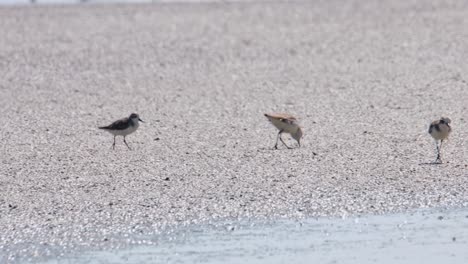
top-left (43, 208), bottom-right (468, 264)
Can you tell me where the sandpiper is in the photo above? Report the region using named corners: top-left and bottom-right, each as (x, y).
top-left (428, 117), bottom-right (452, 163)
top-left (99, 113), bottom-right (144, 150)
top-left (264, 113), bottom-right (303, 149)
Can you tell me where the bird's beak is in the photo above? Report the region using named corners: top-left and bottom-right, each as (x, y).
top-left (139, 118), bottom-right (144, 123)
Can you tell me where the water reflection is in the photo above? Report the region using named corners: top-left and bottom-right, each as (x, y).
top-left (43, 208), bottom-right (468, 264)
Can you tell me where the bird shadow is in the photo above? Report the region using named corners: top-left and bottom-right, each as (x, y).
top-left (257, 147), bottom-right (298, 152)
top-left (419, 161), bottom-right (443, 166)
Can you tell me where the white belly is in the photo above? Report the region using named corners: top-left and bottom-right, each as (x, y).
top-left (431, 129), bottom-right (449, 140)
top-left (270, 118), bottom-right (299, 134)
top-left (107, 124), bottom-right (138, 136)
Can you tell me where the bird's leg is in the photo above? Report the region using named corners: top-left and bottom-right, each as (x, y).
top-left (274, 130), bottom-right (283, 149)
top-left (112, 136), bottom-right (116, 150)
top-left (434, 140), bottom-right (441, 163)
top-left (437, 140), bottom-right (444, 163)
top-left (123, 136), bottom-right (132, 150)
top-left (279, 133), bottom-right (292, 149)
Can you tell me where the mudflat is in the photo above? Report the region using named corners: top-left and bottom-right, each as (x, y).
top-left (1, 0), bottom-right (468, 262)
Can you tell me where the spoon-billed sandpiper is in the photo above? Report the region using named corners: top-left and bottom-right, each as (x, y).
top-left (264, 113), bottom-right (303, 149)
top-left (99, 113), bottom-right (144, 150)
top-left (428, 117), bottom-right (451, 163)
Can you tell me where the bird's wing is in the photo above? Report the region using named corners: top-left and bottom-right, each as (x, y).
top-left (429, 120), bottom-right (441, 133)
top-left (100, 117), bottom-right (130, 130)
top-left (275, 113), bottom-right (298, 125)
top-left (266, 113), bottom-right (297, 121)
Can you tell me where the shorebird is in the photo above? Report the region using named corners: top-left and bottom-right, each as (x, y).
top-left (428, 117), bottom-right (452, 163)
top-left (99, 113), bottom-right (144, 150)
top-left (264, 113), bottom-right (303, 149)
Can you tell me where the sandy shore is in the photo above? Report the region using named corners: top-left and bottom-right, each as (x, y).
top-left (1, 0), bottom-right (468, 262)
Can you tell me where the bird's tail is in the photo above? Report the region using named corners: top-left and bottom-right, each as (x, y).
top-left (98, 126), bottom-right (109, 130)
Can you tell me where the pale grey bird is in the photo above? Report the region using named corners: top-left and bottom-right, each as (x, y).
top-left (264, 113), bottom-right (303, 149)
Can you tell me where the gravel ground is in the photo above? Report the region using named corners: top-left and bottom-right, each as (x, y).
top-left (1, 0), bottom-right (468, 262)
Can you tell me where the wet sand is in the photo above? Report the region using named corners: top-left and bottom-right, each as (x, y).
top-left (1, 0), bottom-right (468, 262)
top-left (42, 208), bottom-right (468, 264)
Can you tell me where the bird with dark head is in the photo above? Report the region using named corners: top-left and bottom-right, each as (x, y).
top-left (99, 113), bottom-right (144, 150)
top-left (428, 117), bottom-right (451, 163)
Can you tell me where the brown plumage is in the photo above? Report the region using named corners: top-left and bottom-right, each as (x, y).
top-left (428, 117), bottom-right (451, 163)
top-left (264, 113), bottom-right (303, 149)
